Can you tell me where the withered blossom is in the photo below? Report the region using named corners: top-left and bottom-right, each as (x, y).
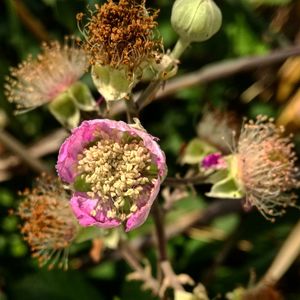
top-left (236, 116), bottom-right (299, 220)
top-left (5, 37), bottom-right (88, 112)
top-left (18, 175), bottom-right (79, 270)
top-left (77, 0), bottom-right (164, 101)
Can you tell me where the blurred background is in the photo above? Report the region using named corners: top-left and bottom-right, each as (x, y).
top-left (1, 0), bottom-right (300, 299)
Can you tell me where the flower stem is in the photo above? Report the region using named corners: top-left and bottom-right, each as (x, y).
top-left (152, 201), bottom-right (168, 261)
top-left (152, 201), bottom-right (184, 295)
top-left (125, 94), bottom-right (139, 123)
top-left (170, 38), bottom-right (190, 60)
top-left (135, 38), bottom-right (190, 111)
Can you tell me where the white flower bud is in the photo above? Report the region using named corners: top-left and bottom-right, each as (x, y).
top-left (171, 0), bottom-right (222, 43)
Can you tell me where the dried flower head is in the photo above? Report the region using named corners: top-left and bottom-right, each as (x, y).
top-left (236, 115), bottom-right (299, 221)
top-left (17, 175), bottom-right (79, 270)
top-left (57, 119), bottom-right (167, 231)
top-left (197, 108), bottom-right (240, 154)
top-left (78, 0), bottom-right (162, 73)
top-left (5, 37), bottom-right (88, 111)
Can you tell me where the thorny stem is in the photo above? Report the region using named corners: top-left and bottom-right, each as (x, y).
top-left (152, 201), bottom-right (184, 295)
top-left (119, 240), bottom-right (159, 295)
top-left (0, 130), bottom-right (51, 175)
top-left (262, 219), bottom-right (300, 284)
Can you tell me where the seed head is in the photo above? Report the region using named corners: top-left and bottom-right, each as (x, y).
top-left (237, 115), bottom-right (299, 221)
top-left (17, 175), bottom-right (79, 270)
top-left (5, 37), bottom-right (88, 111)
top-left (78, 0), bottom-right (163, 73)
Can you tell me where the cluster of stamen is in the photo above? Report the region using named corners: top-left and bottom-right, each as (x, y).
top-left (5, 37), bottom-right (87, 110)
top-left (77, 133), bottom-right (153, 221)
top-left (237, 115), bottom-right (299, 221)
top-left (18, 175), bottom-right (78, 270)
top-left (77, 0), bottom-right (162, 73)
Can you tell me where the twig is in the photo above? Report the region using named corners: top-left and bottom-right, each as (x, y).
top-left (163, 174), bottom-right (210, 186)
top-left (155, 46), bottom-right (300, 101)
top-left (119, 241), bottom-right (159, 295)
top-left (110, 46), bottom-right (300, 115)
top-left (0, 129), bottom-right (66, 181)
top-left (262, 219), bottom-right (300, 284)
top-left (11, 0), bottom-right (50, 41)
top-left (0, 130), bottom-right (51, 175)
top-left (152, 202), bottom-right (168, 262)
top-left (152, 202), bottom-right (184, 295)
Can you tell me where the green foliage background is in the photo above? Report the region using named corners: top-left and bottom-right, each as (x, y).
top-left (0, 0), bottom-right (300, 299)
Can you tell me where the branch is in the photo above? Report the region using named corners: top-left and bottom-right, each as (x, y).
top-left (119, 241), bottom-right (159, 295)
top-left (110, 46), bottom-right (300, 115)
top-left (152, 202), bottom-right (184, 295)
top-left (163, 175), bottom-right (210, 187)
top-left (0, 130), bottom-right (51, 175)
top-left (11, 0), bottom-right (50, 41)
top-left (156, 46), bottom-right (300, 101)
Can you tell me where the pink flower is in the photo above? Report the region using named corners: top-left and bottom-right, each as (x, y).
top-left (57, 119), bottom-right (167, 231)
top-left (202, 153), bottom-right (226, 170)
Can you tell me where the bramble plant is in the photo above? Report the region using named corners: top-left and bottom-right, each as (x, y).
top-left (3, 0), bottom-right (300, 299)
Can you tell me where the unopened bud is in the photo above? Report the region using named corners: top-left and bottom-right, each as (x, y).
top-left (171, 0), bottom-right (222, 43)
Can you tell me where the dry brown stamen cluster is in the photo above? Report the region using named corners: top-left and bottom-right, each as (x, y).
top-left (18, 176), bottom-right (78, 270)
top-left (78, 134), bottom-right (153, 221)
top-left (78, 0), bottom-right (162, 72)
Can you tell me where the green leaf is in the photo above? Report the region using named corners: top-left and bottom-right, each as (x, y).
top-left (48, 92), bottom-right (80, 129)
top-left (70, 82), bottom-right (97, 111)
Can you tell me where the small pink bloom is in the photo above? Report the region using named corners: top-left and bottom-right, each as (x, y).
top-left (57, 119), bottom-right (167, 231)
top-left (202, 153), bottom-right (226, 170)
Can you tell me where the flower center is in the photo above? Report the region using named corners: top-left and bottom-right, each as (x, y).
top-left (77, 136), bottom-right (153, 220)
top-left (78, 0), bottom-right (161, 71)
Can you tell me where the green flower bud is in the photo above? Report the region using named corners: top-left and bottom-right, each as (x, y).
top-left (171, 0), bottom-right (222, 43)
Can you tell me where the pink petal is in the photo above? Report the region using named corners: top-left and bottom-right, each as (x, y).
top-left (70, 193), bottom-right (121, 228)
top-left (125, 179), bottom-right (161, 231)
